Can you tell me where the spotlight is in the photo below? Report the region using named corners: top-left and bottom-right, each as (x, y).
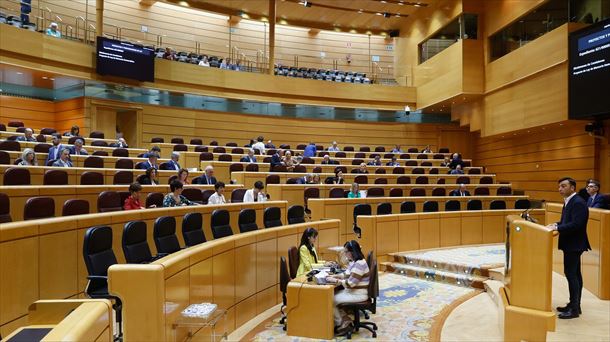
top-left (383, 12), bottom-right (391, 18)
top-left (404, 105), bottom-right (411, 115)
top-left (299, 1), bottom-right (312, 7)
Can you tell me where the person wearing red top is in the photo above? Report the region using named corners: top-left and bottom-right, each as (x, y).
top-left (124, 183), bottom-right (146, 210)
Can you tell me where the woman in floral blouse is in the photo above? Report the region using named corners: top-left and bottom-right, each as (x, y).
top-left (163, 180), bottom-right (197, 207)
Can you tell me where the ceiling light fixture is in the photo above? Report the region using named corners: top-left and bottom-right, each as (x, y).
top-left (299, 1), bottom-right (312, 7)
top-left (376, 12), bottom-right (383, 16)
top-left (358, 9), bottom-right (363, 13)
top-left (383, 12), bottom-right (391, 18)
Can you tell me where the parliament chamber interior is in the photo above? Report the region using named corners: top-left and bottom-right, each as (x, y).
top-left (0, 0), bottom-right (609, 341)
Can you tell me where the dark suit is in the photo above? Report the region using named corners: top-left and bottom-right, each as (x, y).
top-left (449, 190), bottom-right (470, 196)
top-left (587, 194), bottom-right (609, 209)
top-left (46, 144), bottom-right (65, 165)
top-left (296, 177), bottom-right (308, 185)
top-left (270, 153), bottom-right (282, 167)
top-left (193, 175), bottom-right (217, 185)
top-left (240, 156), bottom-right (257, 163)
top-left (166, 160), bottom-right (181, 171)
top-left (557, 194), bottom-right (590, 310)
top-left (139, 160), bottom-right (157, 170)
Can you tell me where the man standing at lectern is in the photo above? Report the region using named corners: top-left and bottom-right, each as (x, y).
top-left (547, 177), bottom-right (590, 319)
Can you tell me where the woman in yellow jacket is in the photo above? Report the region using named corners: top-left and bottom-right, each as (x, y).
top-left (296, 228), bottom-right (330, 277)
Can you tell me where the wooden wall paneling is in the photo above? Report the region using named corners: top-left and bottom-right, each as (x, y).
top-left (439, 212), bottom-right (461, 247)
top-left (54, 98), bottom-right (89, 136)
top-left (484, 0), bottom-right (547, 36)
top-left (414, 41), bottom-right (463, 109)
top-left (0, 96), bottom-right (55, 129)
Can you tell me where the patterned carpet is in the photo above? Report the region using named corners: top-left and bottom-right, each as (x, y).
top-left (247, 273), bottom-right (479, 341)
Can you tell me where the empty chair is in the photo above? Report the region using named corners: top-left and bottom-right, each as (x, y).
top-left (412, 167), bottom-right (424, 174)
top-left (0, 193), bottom-right (11, 223)
top-left (399, 153), bottom-right (410, 160)
top-left (213, 147), bottom-right (226, 153)
top-left (245, 164), bottom-right (259, 172)
top-left (352, 204), bottom-right (372, 237)
top-left (61, 199), bottom-right (90, 216)
top-left (182, 188), bottom-right (203, 204)
top-left (377, 202), bottom-right (392, 215)
top-left (89, 131), bottom-right (105, 139)
top-left (209, 140), bottom-right (219, 146)
top-left (474, 187), bottom-right (490, 195)
top-left (354, 175), bottom-right (368, 184)
top-left (479, 176), bottom-right (493, 184)
top-left (81, 171), bottom-right (104, 185)
top-left (437, 178), bottom-right (446, 184)
top-left (514, 199), bottom-right (531, 209)
top-left (408, 148), bottom-right (418, 153)
top-left (296, 144), bottom-right (307, 150)
top-left (433, 153), bottom-right (445, 159)
top-left (374, 178), bottom-right (388, 184)
top-left (0, 140), bottom-right (20, 151)
top-left (0, 123), bottom-right (5, 131)
top-left (405, 160), bottom-right (418, 166)
top-left (374, 146), bottom-right (385, 152)
top-left (199, 152), bottom-right (213, 161)
top-left (389, 188), bottom-right (403, 197)
top-left (352, 159), bottom-right (364, 166)
top-left (409, 188), bottom-right (426, 197)
top-left (0, 151), bottom-right (10, 164)
top-left (374, 168), bottom-right (386, 174)
top-left (423, 201), bottom-right (439, 212)
top-left (431, 187), bottom-right (446, 196)
top-left (329, 187), bottom-right (346, 198)
top-left (172, 144), bottom-right (187, 152)
top-left (194, 146), bottom-right (208, 153)
top-left (400, 201), bottom-right (416, 213)
top-left (24, 197), bottom-right (55, 220)
top-left (238, 209), bottom-right (259, 233)
top-left (421, 161), bottom-right (432, 167)
top-left (287, 205), bottom-right (305, 224)
top-left (490, 200), bottom-right (506, 210)
top-left (415, 176), bottom-right (428, 184)
top-left (231, 189), bottom-right (247, 203)
top-left (112, 148), bottom-right (129, 157)
top-left (279, 256), bottom-right (290, 328)
top-left (439, 148), bottom-right (450, 153)
top-left (84, 156), bottom-right (104, 168)
top-left (43, 169), bottom-right (68, 185)
top-left (34, 143), bottom-right (51, 153)
top-left (397, 176), bottom-right (410, 184)
top-left (359, 147), bottom-right (371, 152)
top-left (98, 191), bottom-right (122, 212)
top-left (113, 171), bottom-right (133, 185)
top-left (211, 209), bottom-right (233, 238)
top-left (335, 152), bottom-right (346, 158)
top-left (417, 154), bottom-right (428, 159)
top-left (468, 168), bottom-right (481, 174)
top-left (496, 187), bottom-right (512, 195)
top-left (151, 137), bottom-right (164, 143)
top-left (293, 165), bottom-right (306, 173)
top-left (445, 200), bottom-right (461, 211)
top-left (92, 151), bottom-right (108, 156)
top-left (3, 167), bottom-right (31, 185)
top-left (354, 153), bottom-right (366, 159)
top-left (115, 159), bottom-right (134, 169)
top-left (227, 142), bottom-right (238, 147)
top-left (171, 137), bottom-right (184, 144)
top-left (153, 216), bottom-right (181, 254)
top-left (266, 174), bottom-right (280, 185)
top-left (82, 226), bottom-right (123, 338)
top-left (145, 192), bottom-right (164, 208)
top-left (8, 121), bottom-right (24, 127)
top-left (232, 148), bottom-right (244, 154)
top-left (218, 154), bottom-right (232, 162)
top-left (467, 199), bottom-right (483, 210)
top-left (367, 187), bottom-right (384, 197)
top-left (182, 212), bottom-right (206, 246)
top-left (392, 167), bottom-right (405, 174)
top-left (229, 163), bottom-right (244, 173)
top-left (122, 221), bottom-right (155, 264)
top-left (429, 168), bottom-right (439, 174)
top-left (190, 138), bottom-right (203, 145)
top-left (344, 146), bottom-right (354, 151)
top-left (272, 165), bottom-right (287, 172)
top-left (264, 207), bottom-right (283, 228)
top-left (456, 176), bottom-right (470, 184)
top-left (91, 140), bottom-right (108, 147)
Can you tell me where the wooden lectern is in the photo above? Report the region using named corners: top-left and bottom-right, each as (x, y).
top-left (501, 215), bottom-right (557, 341)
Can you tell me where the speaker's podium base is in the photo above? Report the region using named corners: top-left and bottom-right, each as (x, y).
top-left (500, 287), bottom-right (556, 341)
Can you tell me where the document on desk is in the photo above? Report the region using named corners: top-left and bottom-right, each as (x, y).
top-left (314, 270), bottom-right (330, 285)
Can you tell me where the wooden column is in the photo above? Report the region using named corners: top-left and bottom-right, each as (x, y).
top-left (95, 0), bottom-right (104, 38)
top-left (268, 0), bottom-right (276, 74)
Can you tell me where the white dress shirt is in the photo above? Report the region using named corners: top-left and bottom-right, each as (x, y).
top-left (243, 189), bottom-right (267, 203)
top-left (252, 141), bottom-right (266, 154)
top-left (564, 192), bottom-right (577, 205)
top-left (207, 192), bottom-right (226, 205)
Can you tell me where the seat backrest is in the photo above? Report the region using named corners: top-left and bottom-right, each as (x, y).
top-left (62, 199), bottom-right (90, 216)
top-left (3, 167), bottom-right (31, 185)
top-left (377, 202), bottom-right (392, 215)
top-left (445, 200), bottom-right (461, 211)
top-left (343, 146), bottom-right (354, 151)
top-left (229, 163), bottom-right (244, 173)
top-left (89, 131), bottom-right (105, 139)
top-left (194, 145), bottom-right (208, 153)
top-left (438, 148), bottom-right (450, 153)
top-left (143, 192), bottom-right (162, 209)
top-left (171, 137), bottom-right (184, 144)
top-left (245, 163), bottom-right (259, 172)
top-left (34, 143), bottom-right (51, 153)
top-left (182, 188), bottom-right (203, 203)
top-left (218, 154), bottom-right (232, 162)
top-left (238, 208), bottom-right (258, 233)
top-left (211, 209), bottom-right (234, 238)
top-left (456, 176), bottom-right (470, 184)
top-left (182, 212), bottom-right (206, 246)
top-left (24, 196), bottom-right (55, 220)
top-left (266, 174), bottom-right (280, 185)
top-left (374, 168), bottom-right (386, 174)
top-left (199, 152), bottom-right (213, 161)
top-left (83, 226), bottom-right (117, 278)
top-left (81, 171), bottom-right (104, 185)
top-left (0, 151), bottom-right (10, 164)
top-left (392, 167), bottom-right (405, 174)
top-left (353, 204), bottom-right (372, 224)
top-left (84, 156), bottom-right (104, 168)
top-left (474, 187), bottom-right (490, 196)
top-left (112, 148), bottom-right (129, 157)
top-left (359, 146), bottom-right (370, 152)
top-left (113, 171), bottom-right (134, 185)
top-left (354, 175), bottom-right (368, 184)
top-left (287, 205), bottom-right (305, 224)
top-left (415, 176), bottom-right (428, 185)
top-left (230, 188), bottom-right (247, 203)
top-left (468, 168), bottom-right (481, 174)
top-left (304, 187), bottom-right (320, 202)
top-left (213, 146), bottom-right (226, 153)
top-left (367, 187), bottom-right (384, 197)
top-left (479, 176), bottom-right (493, 184)
top-left (0, 140), bottom-right (21, 151)
top-left (400, 201), bottom-right (416, 213)
top-left (467, 199), bottom-right (483, 210)
top-left (115, 158), bottom-right (134, 169)
top-left (8, 121), bottom-right (24, 127)
top-left (409, 188), bottom-right (426, 196)
top-left (43, 169), bottom-right (68, 185)
top-left (397, 176), bottom-right (410, 184)
top-left (97, 191), bottom-right (122, 212)
top-left (92, 150), bottom-right (108, 156)
top-left (431, 187), bottom-right (446, 196)
top-left (490, 200), bottom-right (507, 210)
top-left (329, 187), bottom-right (346, 198)
top-left (287, 246), bottom-right (300, 279)
top-left (280, 256), bottom-right (290, 295)
top-left (423, 201), bottom-right (439, 212)
top-left (122, 221), bottom-right (153, 264)
top-left (151, 137), bottom-right (164, 143)
top-left (0, 193), bottom-right (12, 223)
top-left (408, 147), bottom-right (418, 153)
top-left (496, 186), bottom-right (512, 195)
top-left (263, 207), bottom-right (283, 228)
top-left (389, 188), bottom-right (403, 197)
top-left (91, 140), bottom-right (108, 147)
top-left (514, 199), bottom-right (531, 209)
top-left (153, 216), bottom-right (181, 254)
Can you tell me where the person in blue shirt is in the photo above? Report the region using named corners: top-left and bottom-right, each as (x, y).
top-left (46, 22), bottom-right (61, 38)
top-left (303, 142), bottom-right (316, 158)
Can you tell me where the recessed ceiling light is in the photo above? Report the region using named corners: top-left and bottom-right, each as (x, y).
top-left (16, 72), bottom-right (23, 75)
top-left (42, 76), bottom-right (48, 79)
top-left (358, 9), bottom-right (363, 13)
top-left (50, 78), bottom-right (55, 81)
top-left (376, 12), bottom-right (382, 16)
top-left (398, 1), bottom-right (404, 5)
top-left (381, 0), bottom-right (387, 3)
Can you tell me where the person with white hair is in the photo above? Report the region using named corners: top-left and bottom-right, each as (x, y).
top-left (193, 165), bottom-right (217, 185)
top-left (167, 152), bottom-right (181, 170)
top-left (328, 141), bottom-right (340, 152)
top-left (46, 22), bottom-right (61, 38)
top-left (18, 148), bottom-right (37, 166)
top-left (71, 139), bottom-right (88, 155)
top-left (240, 149), bottom-right (257, 163)
top-left (16, 128), bottom-right (36, 142)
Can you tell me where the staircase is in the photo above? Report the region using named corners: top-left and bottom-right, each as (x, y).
top-left (381, 244), bottom-right (506, 290)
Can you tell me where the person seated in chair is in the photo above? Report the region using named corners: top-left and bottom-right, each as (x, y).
top-left (140, 152), bottom-right (159, 170)
top-left (178, 168), bottom-right (190, 185)
top-left (321, 155), bottom-right (334, 165)
top-left (16, 128), bottom-right (37, 142)
top-left (46, 134), bottom-right (66, 165)
top-left (586, 179), bottom-right (609, 209)
top-left (421, 145), bottom-right (432, 153)
top-left (207, 181), bottom-right (227, 205)
top-left (116, 137), bottom-right (129, 148)
top-left (297, 174), bottom-right (313, 184)
top-left (52, 148), bottom-right (73, 167)
top-left (124, 182), bottom-right (148, 210)
top-left (347, 182), bottom-right (361, 198)
top-left (324, 240), bottom-right (370, 336)
top-left (163, 180), bottom-right (197, 207)
top-left (440, 157), bottom-right (451, 167)
top-left (46, 22), bottom-right (61, 38)
top-left (391, 144), bottom-right (403, 153)
top-left (266, 140), bottom-right (276, 149)
top-left (296, 228), bottom-right (333, 277)
top-left (367, 155), bottom-right (382, 166)
top-left (71, 138), bottom-right (88, 155)
top-left (243, 181), bottom-right (267, 203)
top-left (63, 125), bottom-right (80, 137)
top-left (303, 142), bottom-right (317, 158)
top-left (448, 153), bottom-right (464, 170)
top-left (449, 164), bottom-right (464, 175)
top-left (18, 148), bottom-right (37, 166)
top-left (240, 149), bottom-right (257, 163)
top-left (139, 167), bottom-right (159, 185)
top-left (328, 141), bottom-right (340, 152)
top-left (449, 184), bottom-right (470, 197)
top-left (355, 163), bottom-right (369, 174)
top-left (282, 150), bottom-right (296, 171)
top-left (270, 149), bottom-right (283, 167)
top-left (165, 152), bottom-right (181, 170)
top-left (331, 169), bottom-right (345, 184)
top-left (386, 156), bottom-right (400, 167)
top-left (193, 165), bottom-right (217, 185)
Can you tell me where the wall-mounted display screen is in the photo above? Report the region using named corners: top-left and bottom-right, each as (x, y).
top-left (96, 36), bottom-right (154, 82)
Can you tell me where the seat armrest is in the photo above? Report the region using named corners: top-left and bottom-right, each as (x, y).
top-left (86, 275), bottom-right (108, 281)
